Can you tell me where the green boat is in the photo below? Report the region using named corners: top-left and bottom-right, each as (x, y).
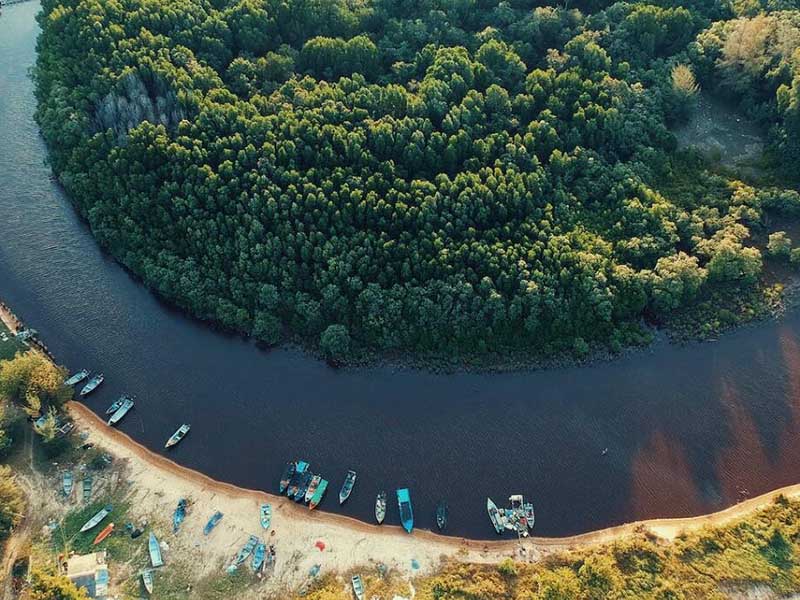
top-left (62, 471), bottom-right (73, 497)
top-left (309, 478), bottom-right (328, 509)
top-left (82, 475), bottom-right (92, 502)
top-left (260, 503), bottom-right (271, 529)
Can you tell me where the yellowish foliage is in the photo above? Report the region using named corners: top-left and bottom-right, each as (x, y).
top-left (0, 352), bottom-right (70, 409)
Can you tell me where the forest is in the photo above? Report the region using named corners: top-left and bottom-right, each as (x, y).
top-left (33, 0), bottom-right (800, 362)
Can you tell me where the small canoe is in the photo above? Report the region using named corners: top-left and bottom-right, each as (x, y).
top-left (352, 575), bottom-right (365, 600)
top-left (308, 478), bottom-right (327, 510)
top-left (338, 470), bottom-right (357, 504)
top-left (165, 424), bottom-right (190, 448)
top-left (173, 499), bottom-right (187, 533)
top-left (148, 532), bottom-right (163, 567)
top-left (304, 475), bottom-right (321, 504)
top-left (105, 396), bottom-right (130, 415)
top-left (252, 541), bottom-right (266, 571)
top-left (80, 374), bottom-right (104, 396)
top-left (260, 503), bottom-right (271, 529)
top-left (93, 522), bottom-right (114, 545)
top-left (82, 475), bottom-right (92, 502)
top-left (279, 462), bottom-right (295, 493)
top-left (375, 491), bottom-right (387, 524)
top-left (397, 488), bottom-right (413, 534)
top-left (107, 397), bottom-right (134, 425)
top-left (80, 504), bottom-right (113, 533)
top-left (436, 501), bottom-right (448, 530)
top-left (203, 511), bottom-right (223, 535)
top-left (65, 369), bottom-right (89, 386)
top-left (141, 569), bottom-right (154, 595)
top-left (62, 471), bottom-right (74, 497)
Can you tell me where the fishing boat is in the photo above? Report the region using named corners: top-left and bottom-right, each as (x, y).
top-left (141, 569), bottom-right (154, 594)
top-left (397, 488), bottom-right (413, 533)
top-left (524, 502), bottom-right (535, 530)
top-left (436, 501), bottom-right (448, 531)
top-left (93, 522), bottom-right (114, 545)
top-left (304, 475), bottom-right (321, 504)
top-left (80, 504), bottom-right (113, 533)
top-left (149, 532), bottom-right (164, 567)
top-left (173, 499), bottom-right (187, 533)
top-left (107, 397), bottom-right (134, 426)
top-left (164, 424), bottom-right (190, 448)
top-left (252, 541), bottom-right (266, 571)
top-left (233, 535), bottom-right (259, 566)
top-left (82, 475), bottom-right (92, 502)
top-left (487, 498), bottom-right (503, 534)
top-left (295, 471), bottom-right (313, 502)
top-left (286, 461), bottom-right (309, 498)
top-left (279, 462), bottom-right (296, 493)
top-left (308, 478), bottom-right (328, 509)
top-left (203, 511), bottom-right (223, 535)
top-left (375, 491), bottom-right (387, 524)
top-left (105, 395), bottom-right (130, 415)
top-left (80, 374), bottom-right (104, 396)
top-left (260, 503), bottom-right (271, 529)
top-left (62, 471), bottom-right (73, 497)
top-left (338, 470), bottom-right (357, 504)
top-left (351, 574), bottom-right (365, 600)
top-left (65, 369), bottom-right (89, 386)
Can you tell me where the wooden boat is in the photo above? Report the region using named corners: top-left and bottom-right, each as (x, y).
top-left (141, 569), bottom-right (154, 595)
top-left (375, 491), bottom-right (387, 524)
top-left (165, 424), bottom-right (190, 448)
top-left (105, 397), bottom-right (124, 414)
top-left (338, 470), bottom-right (357, 504)
top-left (93, 522), bottom-right (114, 544)
top-left (149, 532), bottom-right (163, 567)
top-left (64, 369), bottom-right (89, 386)
top-left (260, 503), bottom-right (271, 529)
top-left (436, 501), bottom-right (448, 531)
top-left (524, 502), bottom-right (535, 529)
top-left (308, 478), bottom-right (328, 510)
top-left (286, 461), bottom-right (308, 498)
top-left (486, 498), bottom-right (503, 534)
top-left (233, 535), bottom-right (259, 566)
top-left (107, 397), bottom-right (134, 425)
top-left (397, 488), bottom-right (413, 533)
top-left (79, 374), bottom-right (104, 396)
top-left (80, 504), bottom-right (113, 533)
top-left (252, 541), bottom-right (266, 571)
top-left (62, 471), bottom-right (73, 497)
top-left (295, 471), bottom-right (313, 502)
top-left (82, 475), bottom-right (92, 502)
top-left (351, 574), bottom-right (365, 600)
top-left (304, 475), bottom-right (321, 504)
top-left (279, 462), bottom-right (295, 493)
top-left (173, 499), bottom-right (187, 533)
top-left (203, 511), bottom-right (223, 535)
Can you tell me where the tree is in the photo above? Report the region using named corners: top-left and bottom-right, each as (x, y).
top-left (320, 324), bottom-right (351, 364)
top-left (29, 568), bottom-right (90, 600)
top-left (535, 567), bottom-right (581, 600)
top-left (0, 352), bottom-right (71, 409)
top-left (767, 231), bottom-right (792, 258)
top-left (0, 465), bottom-right (25, 540)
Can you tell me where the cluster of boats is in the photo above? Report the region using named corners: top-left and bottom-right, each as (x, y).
top-left (64, 369), bottom-right (104, 397)
top-left (487, 495), bottom-right (535, 537)
top-left (226, 534), bottom-right (276, 574)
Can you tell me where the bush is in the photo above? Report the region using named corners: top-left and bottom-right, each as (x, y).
top-left (767, 231), bottom-right (792, 258)
top-left (319, 325), bottom-right (351, 364)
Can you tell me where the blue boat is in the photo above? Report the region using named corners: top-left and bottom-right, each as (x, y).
top-left (397, 488), bottom-right (414, 533)
top-left (286, 461), bottom-right (308, 498)
top-left (252, 541), bottom-right (266, 571)
top-left (173, 499), bottom-right (187, 533)
top-left (203, 511), bottom-right (223, 536)
top-left (279, 462), bottom-right (295, 493)
top-left (294, 471), bottom-right (313, 501)
top-left (233, 535), bottom-right (259, 567)
top-left (148, 532), bottom-right (163, 568)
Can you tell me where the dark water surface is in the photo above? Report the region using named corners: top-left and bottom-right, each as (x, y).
top-left (3, 2), bottom-right (800, 539)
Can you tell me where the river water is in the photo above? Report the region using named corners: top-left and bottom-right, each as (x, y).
top-left (3, 1), bottom-right (800, 539)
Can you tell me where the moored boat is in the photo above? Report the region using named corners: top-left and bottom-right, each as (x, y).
top-left (308, 478), bottom-right (328, 509)
top-left (149, 532), bottom-right (164, 567)
top-left (165, 424), bottom-right (190, 448)
top-left (436, 501), bottom-right (448, 531)
top-left (107, 397), bottom-right (134, 425)
top-left (351, 574), bottom-right (365, 600)
top-left (82, 475), bottom-right (92, 502)
top-left (375, 491), bottom-right (387, 524)
top-left (397, 488), bottom-right (413, 533)
top-left (80, 504), bottom-right (113, 533)
top-left (141, 569), bottom-right (154, 594)
top-left (487, 497), bottom-right (503, 534)
top-left (93, 522), bottom-right (114, 545)
top-left (295, 471), bottom-right (313, 501)
top-left (279, 461), bottom-right (296, 493)
top-left (524, 502), bottom-right (535, 529)
top-left (173, 499), bottom-right (187, 533)
top-left (105, 395), bottom-right (132, 415)
top-left (286, 461), bottom-right (308, 498)
top-left (203, 511), bottom-right (223, 535)
top-left (252, 541), bottom-right (266, 571)
top-left (80, 374), bottom-right (104, 396)
top-left (62, 471), bottom-right (73, 497)
top-left (65, 369), bottom-right (89, 386)
top-left (260, 503), bottom-right (271, 529)
top-left (338, 470), bottom-right (357, 504)
top-left (304, 475), bottom-right (321, 504)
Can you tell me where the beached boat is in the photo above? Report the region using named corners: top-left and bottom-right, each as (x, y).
top-left (375, 491), bottom-right (387, 524)
top-left (141, 569), bottom-right (154, 594)
top-left (80, 374), bottom-right (104, 396)
top-left (338, 470), bottom-right (357, 504)
top-left (80, 504), bottom-right (113, 533)
top-left (93, 522), bottom-right (114, 545)
top-left (295, 471), bottom-right (313, 502)
top-left (304, 475), bottom-right (321, 504)
top-left (351, 575), bottom-right (365, 600)
top-left (105, 395), bottom-right (130, 415)
top-left (82, 475), bottom-right (92, 502)
top-left (436, 501), bottom-right (448, 531)
top-left (286, 461), bottom-right (308, 498)
top-left (233, 535), bottom-right (259, 566)
top-left (308, 478), bottom-right (328, 509)
top-left (397, 488), bottom-right (413, 533)
top-left (252, 541), bottom-right (266, 571)
top-left (149, 532), bottom-right (164, 567)
top-left (107, 397), bottom-right (134, 426)
top-left (173, 499), bottom-right (187, 533)
top-left (65, 369), bottom-right (89, 386)
top-left (487, 498), bottom-right (503, 534)
top-left (260, 503), bottom-right (271, 529)
top-left (203, 511), bottom-right (223, 535)
top-left (164, 424), bottom-right (190, 448)
top-left (62, 471), bottom-right (73, 497)
top-left (279, 462), bottom-right (295, 493)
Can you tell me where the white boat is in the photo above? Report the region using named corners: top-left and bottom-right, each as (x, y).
top-left (164, 424), bottom-right (190, 448)
top-left (351, 575), bottom-right (365, 600)
top-left (141, 569), bottom-right (154, 594)
top-left (149, 532), bottom-right (163, 567)
top-left (80, 504), bottom-right (113, 533)
top-left (105, 395), bottom-right (130, 414)
top-left (80, 374), bottom-right (104, 396)
top-left (65, 369), bottom-right (89, 386)
top-left (107, 397), bottom-right (134, 425)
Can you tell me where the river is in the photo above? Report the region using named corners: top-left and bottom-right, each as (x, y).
top-left (2, 1), bottom-right (800, 539)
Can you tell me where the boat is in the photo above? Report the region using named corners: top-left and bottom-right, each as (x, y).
top-left (62, 471), bottom-right (73, 497)
top-left (80, 374), bottom-right (104, 396)
top-left (105, 395), bottom-right (129, 415)
top-left (82, 475), bottom-right (92, 502)
top-left (65, 369), bottom-right (89, 386)
top-left (304, 475), bottom-right (321, 504)
top-left (266, 544), bottom-right (276, 569)
top-left (295, 471), bottom-right (313, 501)
top-left (173, 499), bottom-right (187, 533)
top-left (203, 511), bottom-right (223, 535)
top-left (165, 424), bottom-right (190, 448)
top-left (80, 504), bottom-right (113, 533)
top-left (252, 541), bottom-right (266, 571)
top-left (523, 502), bottom-right (535, 530)
top-left (338, 470), bottom-right (357, 504)
top-left (141, 569), bottom-right (154, 594)
top-left (279, 462), bottom-right (296, 493)
top-left (107, 397), bottom-right (134, 425)
top-left (233, 535), bottom-right (259, 566)
top-left (93, 522), bottom-right (114, 545)
top-left (260, 503), bottom-right (271, 529)
top-left (351, 574), bottom-right (365, 600)
top-left (397, 488), bottom-right (413, 533)
top-left (436, 501), bottom-right (448, 531)
top-left (487, 498), bottom-right (503, 534)
top-left (308, 478), bottom-right (328, 509)
top-left (149, 532), bottom-right (163, 567)
top-left (375, 491), bottom-right (387, 524)
top-left (286, 461), bottom-right (308, 498)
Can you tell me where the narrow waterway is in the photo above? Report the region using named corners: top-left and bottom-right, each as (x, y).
top-left (2, 1), bottom-right (800, 539)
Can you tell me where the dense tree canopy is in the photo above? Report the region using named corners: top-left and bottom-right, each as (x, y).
top-left (34, 0), bottom-right (800, 360)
